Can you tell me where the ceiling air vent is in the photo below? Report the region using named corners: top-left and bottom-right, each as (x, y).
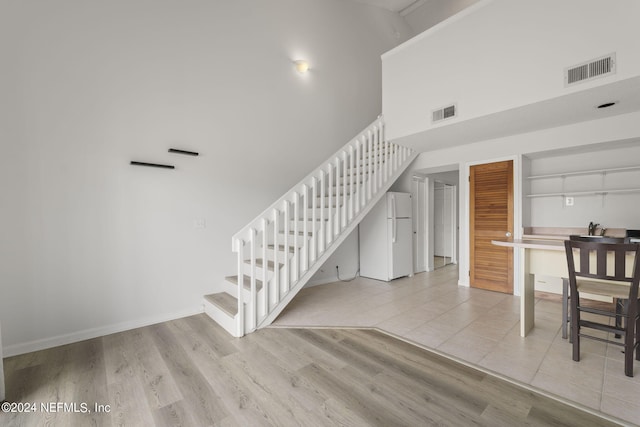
top-left (565, 53), bottom-right (616, 86)
top-left (432, 104), bottom-right (456, 123)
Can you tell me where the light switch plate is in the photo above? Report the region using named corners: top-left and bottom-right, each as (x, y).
top-left (565, 197), bottom-right (574, 206)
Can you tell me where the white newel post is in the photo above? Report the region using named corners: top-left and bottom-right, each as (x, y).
top-left (0, 321), bottom-right (5, 401)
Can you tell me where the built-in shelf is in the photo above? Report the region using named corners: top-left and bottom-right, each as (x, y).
top-left (526, 188), bottom-right (640, 198)
top-left (527, 165), bottom-right (640, 180)
top-left (526, 164), bottom-right (640, 199)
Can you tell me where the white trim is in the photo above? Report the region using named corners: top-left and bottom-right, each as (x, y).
top-left (412, 175), bottom-right (428, 274)
top-left (3, 306), bottom-right (204, 358)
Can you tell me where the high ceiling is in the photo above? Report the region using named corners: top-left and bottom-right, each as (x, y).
top-left (348, 0), bottom-right (419, 13)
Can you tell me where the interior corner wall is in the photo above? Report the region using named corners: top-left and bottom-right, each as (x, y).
top-left (0, 0), bottom-right (412, 355)
top-left (404, 0), bottom-right (480, 35)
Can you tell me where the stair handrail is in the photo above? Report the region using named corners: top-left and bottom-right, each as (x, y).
top-left (229, 115), bottom-right (415, 336)
top-left (231, 116), bottom-right (385, 246)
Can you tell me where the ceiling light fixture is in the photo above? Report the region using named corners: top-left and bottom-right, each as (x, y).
top-left (294, 60), bottom-right (309, 73)
top-left (597, 102), bottom-right (616, 109)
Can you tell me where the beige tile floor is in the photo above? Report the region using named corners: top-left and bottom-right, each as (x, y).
top-left (272, 265), bottom-right (640, 426)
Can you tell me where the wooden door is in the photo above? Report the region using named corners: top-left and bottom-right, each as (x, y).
top-left (470, 160), bottom-right (513, 293)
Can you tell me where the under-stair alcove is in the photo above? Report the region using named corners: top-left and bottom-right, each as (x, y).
top-left (203, 118), bottom-right (417, 337)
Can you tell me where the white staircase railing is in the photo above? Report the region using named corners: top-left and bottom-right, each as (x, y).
top-left (229, 116), bottom-right (416, 336)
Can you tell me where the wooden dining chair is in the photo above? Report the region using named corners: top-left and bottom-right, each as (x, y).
top-left (564, 239), bottom-right (640, 377)
top-left (562, 236), bottom-right (629, 340)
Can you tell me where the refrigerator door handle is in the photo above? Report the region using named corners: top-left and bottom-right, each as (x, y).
top-left (392, 218), bottom-right (397, 243)
top-left (391, 194), bottom-right (396, 219)
top-left (391, 193), bottom-right (397, 243)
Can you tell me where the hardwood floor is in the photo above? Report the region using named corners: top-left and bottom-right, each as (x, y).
top-left (1, 314), bottom-right (622, 426)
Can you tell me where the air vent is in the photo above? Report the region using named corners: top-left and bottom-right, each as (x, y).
top-left (565, 53), bottom-right (616, 86)
top-left (432, 104), bottom-right (457, 123)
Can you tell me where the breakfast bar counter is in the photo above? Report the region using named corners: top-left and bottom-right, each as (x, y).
top-left (492, 238), bottom-right (566, 337)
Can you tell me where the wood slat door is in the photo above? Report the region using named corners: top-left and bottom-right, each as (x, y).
top-left (470, 160), bottom-right (514, 293)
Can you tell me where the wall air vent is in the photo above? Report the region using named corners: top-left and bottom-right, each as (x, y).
top-left (432, 104), bottom-right (456, 123)
top-left (565, 53), bottom-right (616, 86)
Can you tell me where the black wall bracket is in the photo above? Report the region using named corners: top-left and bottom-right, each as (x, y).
top-left (168, 148), bottom-right (199, 156)
top-left (130, 161), bottom-right (175, 169)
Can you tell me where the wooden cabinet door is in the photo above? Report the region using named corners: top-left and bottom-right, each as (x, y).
top-left (470, 160), bottom-right (514, 293)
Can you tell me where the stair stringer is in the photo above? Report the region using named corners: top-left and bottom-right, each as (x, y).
top-left (256, 150), bottom-right (419, 329)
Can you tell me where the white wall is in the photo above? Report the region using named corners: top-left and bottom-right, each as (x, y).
top-left (306, 228), bottom-right (360, 286)
top-left (0, 0), bottom-right (412, 355)
top-left (382, 0), bottom-right (640, 141)
top-left (527, 145), bottom-right (640, 229)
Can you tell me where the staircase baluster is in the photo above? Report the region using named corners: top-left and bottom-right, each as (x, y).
top-left (334, 157), bottom-right (341, 235)
top-left (342, 151), bottom-right (348, 227)
top-left (383, 140), bottom-right (388, 183)
top-left (327, 163), bottom-right (333, 246)
top-left (355, 141), bottom-right (361, 215)
top-left (360, 136), bottom-right (366, 210)
top-left (261, 218), bottom-right (268, 322)
top-left (311, 177), bottom-right (318, 261)
top-left (395, 142), bottom-right (400, 172)
top-left (367, 131), bottom-right (373, 201)
top-left (349, 145), bottom-right (354, 222)
top-left (283, 200), bottom-right (290, 293)
top-left (293, 192), bottom-right (299, 282)
top-left (318, 173), bottom-right (324, 256)
top-left (251, 228), bottom-right (258, 331)
top-left (302, 184), bottom-right (309, 271)
top-left (272, 208), bottom-right (280, 306)
top-left (373, 126), bottom-right (379, 193)
top-left (236, 238), bottom-right (244, 337)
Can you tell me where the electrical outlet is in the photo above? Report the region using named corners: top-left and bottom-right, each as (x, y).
top-left (565, 197), bottom-right (574, 207)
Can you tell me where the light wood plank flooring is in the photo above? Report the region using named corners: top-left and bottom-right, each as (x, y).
top-left (274, 265), bottom-right (640, 426)
top-left (1, 313), bottom-right (623, 426)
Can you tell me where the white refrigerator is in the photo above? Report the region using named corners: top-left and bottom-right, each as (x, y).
top-left (359, 192), bottom-right (413, 281)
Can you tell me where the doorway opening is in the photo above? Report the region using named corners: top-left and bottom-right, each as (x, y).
top-left (412, 168), bottom-right (459, 273)
top-left (433, 181), bottom-right (456, 269)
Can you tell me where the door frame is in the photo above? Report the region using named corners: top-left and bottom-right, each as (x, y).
top-left (463, 155), bottom-right (522, 295)
top-left (433, 181), bottom-right (458, 267)
top-left (412, 175), bottom-right (429, 273)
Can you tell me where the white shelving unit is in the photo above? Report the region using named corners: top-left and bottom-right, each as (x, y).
top-left (526, 165), bottom-right (640, 198)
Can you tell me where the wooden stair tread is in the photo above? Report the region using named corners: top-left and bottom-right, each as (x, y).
top-left (204, 293), bottom-right (238, 317)
top-left (243, 258), bottom-right (284, 270)
top-left (225, 275), bottom-right (264, 290)
top-left (268, 244), bottom-right (296, 253)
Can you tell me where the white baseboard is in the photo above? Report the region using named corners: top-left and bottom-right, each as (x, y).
top-left (3, 306), bottom-right (204, 358)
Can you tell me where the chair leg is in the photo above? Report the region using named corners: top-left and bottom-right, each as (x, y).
top-left (636, 302), bottom-right (640, 363)
top-left (625, 301), bottom-right (638, 377)
top-left (562, 278), bottom-right (569, 340)
top-left (571, 291), bottom-right (580, 362)
top-left (615, 298), bottom-right (622, 339)
top-left (625, 327), bottom-right (634, 377)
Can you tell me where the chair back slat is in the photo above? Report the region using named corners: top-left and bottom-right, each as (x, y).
top-left (596, 249), bottom-right (606, 276)
top-left (565, 240), bottom-right (640, 282)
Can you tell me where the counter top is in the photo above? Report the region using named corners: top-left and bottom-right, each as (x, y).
top-left (491, 238), bottom-right (565, 251)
